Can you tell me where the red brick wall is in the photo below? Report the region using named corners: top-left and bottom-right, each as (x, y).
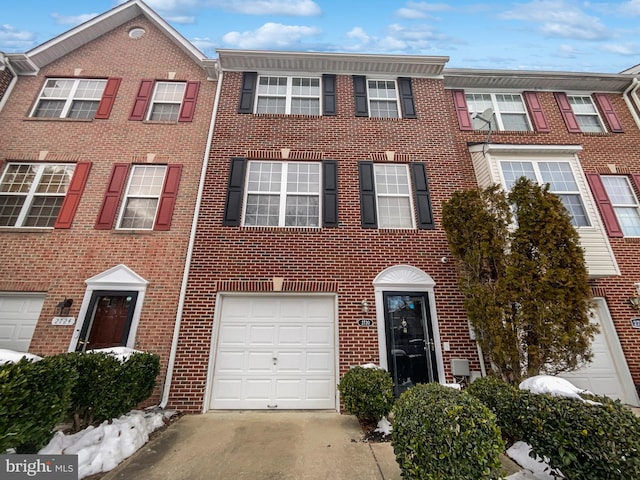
top-left (448, 88), bottom-right (640, 392)
top-left (0, 68), bottom-right (14, 105)
top-left (0, 15), bottom-right (216, 405)
top-left (170, 71), bottom-right (483, 411)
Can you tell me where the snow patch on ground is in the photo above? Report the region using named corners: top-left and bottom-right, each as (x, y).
top-left (374, 416), bottom-right (392, 436)
top-left (88, 346), bottom-right (142, 362)
top-left (506, 441), bottom-right (562, 479)
top-left (0, 349), bottom-right (41, 365)
top-left (39, 409), bottom-right (172, 479)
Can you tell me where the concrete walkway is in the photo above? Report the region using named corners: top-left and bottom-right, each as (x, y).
top-left (101, 411), bottom-right (402, 480)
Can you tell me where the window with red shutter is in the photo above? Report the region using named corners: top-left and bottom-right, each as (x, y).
top-left (94, 78), bottom-right (121, 120)
top-left (585, 173), bottom-right (623, 237)
top-left (522, 91), bottom-right (550, 132)
top-left (55, 162), bottom-right (92, 229)
top-left (154, 165), bottom-right (182, 230)
top-left (129, 79), bottom-right (154, 121)
top-left (95, 164), bottom-right (130, 229)
top-left (178, 81), bottom-right (200, 122)
top-left (451, 90), bottom-right (473, 130)
top-left (593, 93), bottom-right (623, 133)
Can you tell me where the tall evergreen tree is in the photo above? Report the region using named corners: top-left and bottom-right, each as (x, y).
top-left (442, 178), bottom-right (596, 384)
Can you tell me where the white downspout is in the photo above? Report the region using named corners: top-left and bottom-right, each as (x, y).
top-left (160, 68), bottom-right (223, 408)
top-left (624, 78), bottom-right (640, 129)
top-left (0, 55), bottom-right (19, 113)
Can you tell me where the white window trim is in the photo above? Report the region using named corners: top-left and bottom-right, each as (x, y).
top-left (146, 81), bottom-right (186, 121)
top-left (373, 163), bottom-right (416, 229)
top-left (497, 158), bottom-right (591, 228)
top-left (567, 94), bottom-right (606, 133)
top-left (0, 162), bottom-right (75, 228)
top-left (116, 165), bottom-right (167, 230)
top-left (466, 92), bottom-right (532, 131)
top-left (254, 75), bottom-right (321, 115)
top-left (242, 160), bottom-right (322, 227)
top-left (30, 78), bottom-right (106, 118)
top-left (366, 78), bottom-right (401, 118)
top-left (601, 175), bottom-right (640, 237)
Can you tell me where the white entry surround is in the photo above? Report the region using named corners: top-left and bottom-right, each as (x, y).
top-left (68, 264), bottom-right (148, 352)
top-left (373, 265), bottom-right (446, 382)
top-left (206, 293), bottom-right (339, 410)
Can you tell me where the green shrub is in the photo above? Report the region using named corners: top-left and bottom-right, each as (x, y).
top-left (466, 375), bottom-right (525, 441)
top-left (392, 383), bottom-right (505, 479)
top-left (67, 351), bottom-right (160, 429)
top-left (0, 355), bottom-right (77, 453)
top-left (337, 366), bottom-right (393, 423)
top-left (518, 390), bottom-right (640, 480)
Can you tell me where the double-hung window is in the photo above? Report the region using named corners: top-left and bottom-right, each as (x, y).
top-left (148, 82), bottom-right (186, 121)
top-left (255, 76), bottom-right (321, 115)
top-left (0, 163), bottom-right (76, 227)
top-left (117, 165), bottom-right (167, 229)
top-left (600, 176), bottom-right (640, 236)
top-left (32, 78), bottom-right (107, 119)
top-left (243, 161), bottom-right (321, 227)
top-left (465, 93), bottom-right (531, 131)
top-left (568, 95), bottom-right (605, 133)
top-left (500, 160), bottom-right (590, 227)
top-left (374, 164), bottom-right (414, 228)
top-left (367, 80), bottom-right (400, 118)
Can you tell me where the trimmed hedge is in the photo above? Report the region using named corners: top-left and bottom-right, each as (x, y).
top-left (392, 383), bottom-right (505, 479)
top-left (0, 355), bottom-right (77, 453)
top-left (337, 366), bottom-right (394, 423)
top-left (468, 376), bottom-right (640, 479)
top-left (0, 350), bottom-right (160, 453)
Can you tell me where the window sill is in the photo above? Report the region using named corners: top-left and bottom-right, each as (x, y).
top-left (112, 229), bottom-right (155, 235)
top-left (249, 113), bottom-right (322, 119)
top-left (240, 226), bottom-right (323, 232)
top-left (0, 227), bottom-right (53, 233)
top-left (141, 120), bottom-right (179, 125)
top-left (23, 117), bottom-right (93, 123)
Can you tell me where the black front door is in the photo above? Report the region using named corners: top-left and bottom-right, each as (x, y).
top-left (384, 292), bottom-right (439, 397)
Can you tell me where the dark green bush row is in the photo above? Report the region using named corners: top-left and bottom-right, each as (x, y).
top-left (467, 376), bottom-right (640, 480)
top-left (0, 355), bottom-right (77, 453)
top-left (392, 383), bottom-right (505, 480)
top-left (0, 351), bottom-right (160, 453)
top-left (337, 366), bottom-right (394, 423)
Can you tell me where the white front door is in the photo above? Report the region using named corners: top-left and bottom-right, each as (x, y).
top-left (210, 295), bottom-right (336, 410)
top-left (560, 299), bottom-right (639, 406)
top-left (0, 293), bottom-right (45, 352)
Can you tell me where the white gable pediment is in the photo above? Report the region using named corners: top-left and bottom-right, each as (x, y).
top-left (85, 264), bottom-right (148, 289)
top-left (373, 265), bottom-right (435, 290)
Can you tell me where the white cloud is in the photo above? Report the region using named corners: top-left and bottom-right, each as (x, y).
top-left (500, 0), bottom-right (610, 40)
top-left (164, 15), bottom-right (196, 24)
top-left (209, 0), bottom-right (321, 16)
top-left (557, 44), bottom-right (577, 58)
top-left (600, 43), bottom-right (638, 55)
top-left (222, 22), bottom-right (321, 49)
top-left (0, 24), bottom-right (36, 51)
top-left (51, 12), bottom-right (99, 26)
top-left (192, 36), bottom-right (218, 52)
top-left (619, 0), bottom-right (640, 15)
top-left (345, 23), bottom-right (455, 54)
top-left (396, 1), bottom-right (452, 19)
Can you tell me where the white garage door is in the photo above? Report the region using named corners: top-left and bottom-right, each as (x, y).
top-left (560, 299), bottom-right (639, 406)
top-left (0, 293), bottom-right (45, 352)
top-left (210, 295), bottom-right (336, 410)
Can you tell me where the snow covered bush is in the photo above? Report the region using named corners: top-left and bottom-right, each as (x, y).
top-left (337, 366), bottom-right (393, 424)
top-left (0, 354), bottom-right (77, 453)
top-left (392, 383), bottom-right (504, 480)
top-left (518, 390), bottom-right (640, 479)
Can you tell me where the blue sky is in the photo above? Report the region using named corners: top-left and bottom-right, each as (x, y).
top-left (1, 0), bottom-right (639, 73)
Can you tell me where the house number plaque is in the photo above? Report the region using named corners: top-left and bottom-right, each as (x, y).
top-left (52, 316), bottom-right (76, 326)
top-left (358, 318), bottom-right (374, 327)
top-left (631, 318), bottom-right (640, 329)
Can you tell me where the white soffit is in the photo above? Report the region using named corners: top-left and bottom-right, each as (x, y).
top-left (217, 49), bottom-right (449, 77)
top-left (468, 143), bottom-right (583, 155)
top-left (443, 69), bottom-right (633, 93)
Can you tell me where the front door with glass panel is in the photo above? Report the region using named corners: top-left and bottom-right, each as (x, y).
top-left (76, 291), bottom-right (137, 351)
top-left (384, 292), bottom-right (438, 396)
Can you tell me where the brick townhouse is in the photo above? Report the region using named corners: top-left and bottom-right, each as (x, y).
top-left (442, 68), bottom-right (640, 406)
top-left (0, 0), bottom-right (217, 405)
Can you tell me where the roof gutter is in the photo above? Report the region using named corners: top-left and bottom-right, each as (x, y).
top-left (623, 78), bottom-right (640, 129)
top-left (160, 69), bottom-right (223, 409)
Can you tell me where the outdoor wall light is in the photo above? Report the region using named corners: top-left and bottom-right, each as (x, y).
top-left (627, 296), bottom-right (640, 311)
top-left (361, 300), bottom-right (370, 314)
top-left (54, 298), bottom-right (73, 316)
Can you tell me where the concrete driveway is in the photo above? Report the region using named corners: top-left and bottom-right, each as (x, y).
top-left (101, 411), bottom-right (402, 480)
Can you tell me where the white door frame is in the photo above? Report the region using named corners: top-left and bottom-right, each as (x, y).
top-left (203, 292), bottom-right (340, 412)
top-left (68, 264), bottom-right (148, 352)
top-left (373, 265), bottom-right (446, 383)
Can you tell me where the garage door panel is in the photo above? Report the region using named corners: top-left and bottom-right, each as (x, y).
top-left (306, 325), bottom-right (332, 346)
top-left (0, 294), bottom-right (45, 352)
top-left (211, 296), bottom-right (335, 410)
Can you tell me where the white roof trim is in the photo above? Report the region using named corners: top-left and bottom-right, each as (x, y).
top-left (468, 143), bottom-right (583, 155)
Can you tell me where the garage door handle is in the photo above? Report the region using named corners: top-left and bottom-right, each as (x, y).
top-left (272, 357), bottom-right (278, 365)
top-left (267, 404), bottom-right (278, 408)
